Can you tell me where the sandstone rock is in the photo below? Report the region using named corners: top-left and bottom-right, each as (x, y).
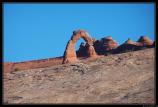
top-left (3, 48), bottom-right (155, 104)
top-left (92, 38), bottom-right (96, 43)
top-left (113, 38), bottom-right (141, 54)
top-left (3, 62), bottom-right (14, 73)
top-left (3, 33), bottom-right (154, 73)
top-left (102, 36), bottom-right (118, 51)
top-left (70, 63), bottom-right (89, 74)
top-left (87, 45), bottom-right (98, 57)
top-left (76, 42), bottom-right (87, 57)
top-left (3, 57), bottom-right (63, 74)
top-left (62, 30), bottom-right (97, 64)
top-left (124, 38), bottom-right (143, 46)
top-left (137, 36), bottom-right (153, 46)
top-left (125, 38), bottom-right (137, 45)
top-left (93, 36), bottom-right (118, 55)
top-left (113, 36), bottom-right (154, 54)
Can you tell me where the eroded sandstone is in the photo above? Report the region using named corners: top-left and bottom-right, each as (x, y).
top-left (62, 30), bottom-right (97, 64)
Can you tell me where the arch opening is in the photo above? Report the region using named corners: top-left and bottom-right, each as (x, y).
top-left (75, 38), bottom-right (85, 52)
top-left (75, 38), bottom-right (87, 58)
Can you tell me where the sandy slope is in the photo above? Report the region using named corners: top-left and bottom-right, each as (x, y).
top-left (3, 48), bottom-right (155, 104)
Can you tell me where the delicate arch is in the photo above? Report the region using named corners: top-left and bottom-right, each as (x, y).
top-left (62, 30), bottom-right (97, 64)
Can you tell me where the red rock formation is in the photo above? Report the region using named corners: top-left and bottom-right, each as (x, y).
top-left (137, 36), bottom-right (153, 46)
top-left (114, 36), bottom-right (154, 54)
top-left (125, 38), bottom-right (137, 45)
top-left (124, 38), bottom-right (143, 46)
top-left (93, 36), bottom-right (118, 55)
top-left (102, 36), bottom-right (118, 51)
top-left (3, 57), bottom-right (63, 73)
top-left (3, 62), bottom-right (14, 73)
top-left (3, 32), bottom-right (154, 73)
top-left (62, 30), bottom-right (97, 64)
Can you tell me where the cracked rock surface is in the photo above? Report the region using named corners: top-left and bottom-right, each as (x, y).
top-left (3, 48), bottom-right (155, 104)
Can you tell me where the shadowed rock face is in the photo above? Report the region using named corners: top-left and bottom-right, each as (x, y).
top-left (113, 37), bottom-right (154, 54)
top-left (114, 39), bottom-right (143, 54)
top-left (123, 36), bottom-right (154, 47)
top-left (94, 36), bottom-right (118, 55)
top-left (152, 41), bottom-right (155, 48)
top-left (62, 30), bottom-right (97, 64)
top-left (77, 36), bottom-right (118, 56)
top-left (114, 44), bottom-right (141, 54)
top-left (76, 42), bottom-right (87, 57)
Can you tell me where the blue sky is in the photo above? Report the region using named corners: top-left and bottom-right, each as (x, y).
top-left (3, 3), bottom-right (155, 62)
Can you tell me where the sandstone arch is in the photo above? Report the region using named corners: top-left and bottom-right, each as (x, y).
top-left (62, 30), bottom-right (97, 64)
